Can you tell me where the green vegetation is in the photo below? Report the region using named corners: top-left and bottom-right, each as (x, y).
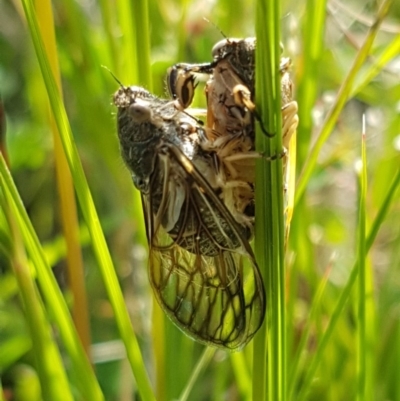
top-left (1, 0), bottom-right (399, 400)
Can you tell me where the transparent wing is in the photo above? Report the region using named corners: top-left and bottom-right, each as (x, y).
top-left (143, 146), bottom-right (265, 350)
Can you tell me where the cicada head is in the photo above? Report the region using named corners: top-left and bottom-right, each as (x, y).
top-left (211, 37), bottom-right (256, 91)
top-left (113, 86), bottom-right (169, 191)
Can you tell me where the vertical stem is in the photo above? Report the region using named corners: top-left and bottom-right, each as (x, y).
top-left (34, 0), bottom-right (91, 357)
top-left (356, 122), bottom-right (367, 401)
top-left (255, 0), bottom-right (285, 400)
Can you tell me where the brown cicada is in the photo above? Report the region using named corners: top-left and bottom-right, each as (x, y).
top-left (167, 37), bottom-right (298, 147)
top-left (167, 37), bottom-right (299, 234)
top-left (113, 85), bottom-right (265, 350)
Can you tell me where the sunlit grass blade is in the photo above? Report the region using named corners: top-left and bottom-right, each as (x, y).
top-left (287, 3), bottom-right (326, 382)
top-left (230, 351), bottom-right (252, 401)
top-left (0, 153), bottom-right (104, 401)
top-left (98, 0), bottom-right (119, 72)
top-left (296, 0), bottom-right (327, 165)
top-left (2, 189), bottom-right (74, 401)
top-left (19, 1), bottom-right (155, 399)
top-left (296, 164), bottom-right (400, 401)
top-left (356, 122), bottom-right (367, 401)
top-left (255, 0), bottom-right (286, 400)
top-left (115, 0), bottom-right (137, 83)
top-left (178, 348), bottom-right (215, 401)
top-left (356, 119), bottom-right (375, 401)
top-left (34, 0), bottom-right (91, 356)
top-left (352, 34), bottom-right (400, 96)
top-left (288, 261), bottom-right (332, 398)
top-left (131, 0), bottom-right (152, 88)
top-left (295, 0), bottom-right (394, 204)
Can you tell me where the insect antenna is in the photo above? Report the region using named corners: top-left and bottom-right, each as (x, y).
top-left (203, 18), bottom-right (230, 42)
top-left (101, 65), bottom-right (125, 88)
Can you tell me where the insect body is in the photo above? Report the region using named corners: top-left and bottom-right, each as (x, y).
top-left (113, 85), bottom-right (266, 350)
top-left (167, 37), bottom-right (299, 231)
top-left (168, 37), bottom-right (298, 148)
top-left (167, 37), bottom-right (299, 239)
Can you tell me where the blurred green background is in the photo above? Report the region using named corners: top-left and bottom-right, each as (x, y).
top-left (1, 0), bottom-right (400, 400)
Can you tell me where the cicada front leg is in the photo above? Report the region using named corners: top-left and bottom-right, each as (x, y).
top-left (166, 62), bottom-right (216, 110)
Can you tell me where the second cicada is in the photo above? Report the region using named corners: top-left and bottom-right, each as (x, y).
top-left (113, 85), bottom-right (265, 350)
top-left (167, 37), bottom-right (299, 235)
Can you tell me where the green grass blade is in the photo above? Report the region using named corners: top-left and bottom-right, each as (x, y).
top-left (356, 123), bottom-right (367, 401)
top-left (0, 153), bottom-right (104, 401)
top-left (230, 352), bottom-right (252, 401)
top-left (178, 348), bottom-right (215, 401)
top-left (295, 0), bottom-right (394, 204)
top-left (352, 34), bottom-right (400, 96)
top-left (296, 163), bottom-right (400, 401)
top-left (132, 0), bottom-right (152, 88)
top-left (2, 180), bottom-right (73, 401)
top-left (296, 0), bottom-right (327, 165)
top-left (255, 0), bottom-right (286, 400)
top-left (19, 1), bottom-right (155, 399)
top-left (98, 0), bottom-right (119, 73)
top-left (35, 0), bottom-right (92, 357)
top-left (115, 0), bottom-right (137, 83)
top-left (288, 262), bottom-right (331, 398)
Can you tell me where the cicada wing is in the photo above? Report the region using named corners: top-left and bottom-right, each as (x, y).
top-left (143, 147), bottom-right (265, 350)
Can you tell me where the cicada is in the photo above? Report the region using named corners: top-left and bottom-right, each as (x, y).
top-left (167, 37), bottom-right (299, 233)
top-left (167, 37), bottom-right (298, 148)
top-left (113, 85), bottom-right (266, 350)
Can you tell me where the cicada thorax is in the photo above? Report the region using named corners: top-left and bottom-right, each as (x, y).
top-left (113, 84), bottom-right (265, 349)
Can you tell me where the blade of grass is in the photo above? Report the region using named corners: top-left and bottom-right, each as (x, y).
top-left (255, 0), bottom-right (286, 400)
top-left (356, 120), bottom-right (367, 401)
top-left (176, 0), bottom-right (189, 62)
top-left (296, 0), bottom-right (327, 166)
top-left (296, 162), bottom-right (400, 401)
top-left (286, 1), bottom-right (326, 375)
top-left (19, 1), bottom-right (155, 399)
top-left (132, 0), bottom-right (152, 89)
top-left (98, 0), bottom-right (119, 73)
top-left (359, 121), bottom-right (376, 401)
top-left (4, 195), bottom-right (74, 401)
top-left (295, 0), bottom-right (394, 205)
top-left (178, 347), bottom-right (215, 401)
top-left (115, 0), bottom-right (137, 83)
top-left (288, 260), bottom-right (332, 399)
top-left (34, 0), bottom-right (91, 357)
top-left (352, 34), bottom-right (400, 96)
top-left (152, 304), bottom-right (166, 401)
top-left (0, 152), bottom-right (105, 401)
top-left (230, 351), bottom-right (252, 401)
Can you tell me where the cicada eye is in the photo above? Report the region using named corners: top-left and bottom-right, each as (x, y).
top-left (211, 38), bottom-right (229, 59)
top-left (211, 38), bottom-right (241, 59)
top-left (167, 66), bottom-right (196, 109)
top-left (128, 99), bottom-right (152, 123)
